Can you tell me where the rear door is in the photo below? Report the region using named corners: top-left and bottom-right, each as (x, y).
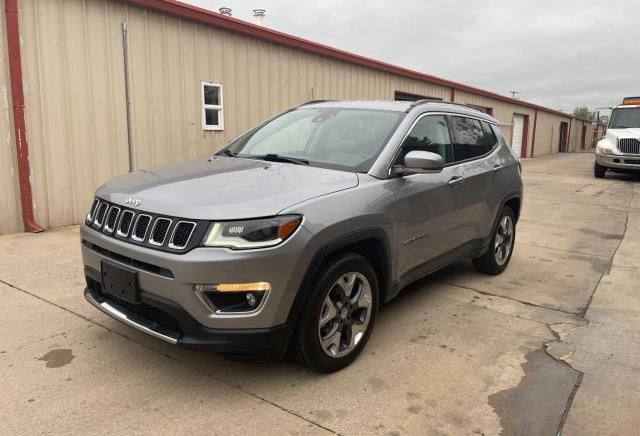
top-left (448, 116), bottom-right (503, 252)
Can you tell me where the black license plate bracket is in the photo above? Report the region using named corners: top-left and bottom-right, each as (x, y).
top-left (101, 260), bottom-right (139, 304)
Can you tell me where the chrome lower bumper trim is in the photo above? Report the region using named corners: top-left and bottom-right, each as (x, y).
top-left (596, 153), bottom-right (640, 169)
top-left (85, 290), bottom-right (179, 344)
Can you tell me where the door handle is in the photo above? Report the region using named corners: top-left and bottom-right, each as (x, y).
top-left (492, 165), bottom-right (504, 174)
top-left (448, 176), bottom-right (465, 187)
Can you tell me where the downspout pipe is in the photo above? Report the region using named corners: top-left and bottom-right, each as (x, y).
top-left (4, 0), bottom-right (43, 232)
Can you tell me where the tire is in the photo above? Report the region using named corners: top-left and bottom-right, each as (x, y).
top-left (293, 253), bottom-right (379, 373)
top-left (473, 206), bottom-right (516, 275)
top-left (594, 162), bottom-right (606, 178)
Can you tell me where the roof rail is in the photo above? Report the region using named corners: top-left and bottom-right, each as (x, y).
top-left (405, 100), bottom-right (485, 114)
top-left (404, 99), bottom-right (442, 112)
top-left (298, 99), bottom-right (335, 106)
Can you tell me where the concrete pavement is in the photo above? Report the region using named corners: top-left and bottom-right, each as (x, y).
top-left (1, 152), bottom-right (639, 435)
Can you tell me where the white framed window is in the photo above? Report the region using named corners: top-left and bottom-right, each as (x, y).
top-left (201, 82), bottom-right (224, 131)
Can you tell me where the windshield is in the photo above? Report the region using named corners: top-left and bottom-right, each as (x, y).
top-left (609, 107), bottom-right (640, 129)
top-left (223, 108), bottom-right (404, 172)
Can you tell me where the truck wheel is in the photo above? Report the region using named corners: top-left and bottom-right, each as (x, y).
top-left (473, 206), bottom-right (516, 275)
top-left (293, 253), bottom-right (379, 373)
top-left (594, 163), bottom-right (606, 178)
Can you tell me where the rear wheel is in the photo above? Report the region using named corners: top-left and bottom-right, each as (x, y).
top-left (473, 206), bottom-right (516, 275)
top-left (594, 162), bottom-right (606, 178)
top-left (293, 253), bottom-right (379, 373)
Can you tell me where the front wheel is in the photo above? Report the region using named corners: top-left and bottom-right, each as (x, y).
top-left (473, 206), bottom-right (516, 275)
top-left (594, 162), bottom-right (606, 178)
top-left (293, 253), bottom-right (379, 373)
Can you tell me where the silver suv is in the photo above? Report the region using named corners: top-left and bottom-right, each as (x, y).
top-left (82, 100), bottom-right (522, 372)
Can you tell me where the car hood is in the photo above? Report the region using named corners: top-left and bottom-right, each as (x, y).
top-left (606, 128), bottom-right (640, 142)
top-left (96, 156), bottom-right (359, 220)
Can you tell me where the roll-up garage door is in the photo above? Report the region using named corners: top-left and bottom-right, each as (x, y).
top-left (511, 114), bottom-right (524, 158)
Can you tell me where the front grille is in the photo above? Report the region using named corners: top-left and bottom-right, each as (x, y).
top-left (619, 138), bottom-right (640, 154)
top-left (103, 207), bottom-right (120, 233)
top-left (86, 199), bottom-right (99, 223)
top-left (85, 198), bottom-right (203, 253)
top-left (132, 214), bottom-right (152, 241)
top-left (117, 210), bottom-right (135, 237)
top-left (93, 203), bottom-right (109, 228)
top-left (103, 292), bottom-right (182, 334)
top-left (149, 218), bottom-right (172, 246)
top-left (170, 221), bottom-right (196, 249)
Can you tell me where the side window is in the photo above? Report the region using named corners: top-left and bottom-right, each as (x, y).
top-left (491, 124), bottom-right (508, 146)
top-left (450, 116), bottom-right (495, 162)
top-left (480, 121), bottom-right (498, 148)
top-left (397, 115), bottom-right (453, 163)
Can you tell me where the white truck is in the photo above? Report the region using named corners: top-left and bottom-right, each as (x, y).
top-left (594, 97), bottom-right (640, 178)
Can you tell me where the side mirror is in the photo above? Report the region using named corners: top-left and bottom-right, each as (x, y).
top-left (392, 150), bottom-right (444, 175)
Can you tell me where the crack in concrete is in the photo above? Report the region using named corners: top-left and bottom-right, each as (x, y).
top-left (438, 279), bottom-right (592, 436)
top-left (438, 281), bottom-right (580, 316)
top-left (579, 199), bottom-right (631, 318)
top-left (0, 278), bottom-right (340, 435)
top-left (543, 192), bottom-right (632, 435)
top-left (439, 276), bottom-right (592, 435)
top-left (518, 240), bottom-right (613, 259)
top-left (555, 372), bottom-right (584, 436)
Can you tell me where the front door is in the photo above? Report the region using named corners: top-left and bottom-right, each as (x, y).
top-left (391, 114), bottom-right (462, 282)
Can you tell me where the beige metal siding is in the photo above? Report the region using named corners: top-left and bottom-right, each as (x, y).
top-left (0, 0), bottom-right (23, 234)
top-left (532, 111), bottom-right (571, 157)
top-left (2, 0), bottom-right (583, 234)
top-left (16, 0), bottom-right (455, 230)
top-left (568, 119), bottom-right (594, 151)
top-left (19, 0), bottom-right (130, 228)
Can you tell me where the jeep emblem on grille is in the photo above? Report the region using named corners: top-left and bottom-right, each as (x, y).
top-left (124, 196), bottom-right (142, 207)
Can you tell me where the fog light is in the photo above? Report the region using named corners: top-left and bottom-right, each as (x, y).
top-left (193, 282), bottom-right (271, 293)
top-left (194, 282), bottom-right (270, 313)
top-left (246, 292), bottom-right (257, 307)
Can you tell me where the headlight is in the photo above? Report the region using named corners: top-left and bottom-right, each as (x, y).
top-left (202, 215), bottom-right (302, 249)
top-left (596, 143), bottom-right (614, 154)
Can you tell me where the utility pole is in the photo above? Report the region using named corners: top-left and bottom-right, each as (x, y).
top-left (509, 90), bottom-right (519, 99)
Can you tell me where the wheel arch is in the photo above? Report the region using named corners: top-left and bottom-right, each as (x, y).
top-left (485, 192), bottom-right (522, 248)
top-left (285, 228), bottom-right (392, 335)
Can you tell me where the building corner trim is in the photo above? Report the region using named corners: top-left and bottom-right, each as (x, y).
top-left (4, 0), bottom-right (44, 233)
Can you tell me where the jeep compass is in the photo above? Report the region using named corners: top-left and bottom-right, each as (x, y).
top-left (82, 100), bottom-right (523, 372)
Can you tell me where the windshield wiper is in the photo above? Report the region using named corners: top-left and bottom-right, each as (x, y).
top-left (249, 154), bottom-right (309, 165)
top-left (220, 149), bottom-right (237, 157)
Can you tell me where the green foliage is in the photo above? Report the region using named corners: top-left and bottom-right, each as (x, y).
top-left (573, 106), bottom-right (593, 120)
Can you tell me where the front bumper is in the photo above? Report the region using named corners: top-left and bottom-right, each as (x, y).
top-left (84, 285), bottom-right (288, 353)
top-left (596, 153), bottom-right (640, 171)
top-left (81, 222), bottom-right (318, 350)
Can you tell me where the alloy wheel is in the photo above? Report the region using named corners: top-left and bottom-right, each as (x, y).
top-left (494, 215), bottom-right (514, 266)
top-left (318, 272), bottom-right (373, 358)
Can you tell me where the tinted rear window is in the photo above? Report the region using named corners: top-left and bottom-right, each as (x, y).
top-left (450, 116), bottom-right (496, 161)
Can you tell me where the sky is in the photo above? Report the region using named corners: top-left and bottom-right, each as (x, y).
top-left (185, 0), bottom-right (640, 115)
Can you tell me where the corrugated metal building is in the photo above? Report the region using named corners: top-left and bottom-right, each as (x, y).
top-left (1, 0), bottom-right (593, 234)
